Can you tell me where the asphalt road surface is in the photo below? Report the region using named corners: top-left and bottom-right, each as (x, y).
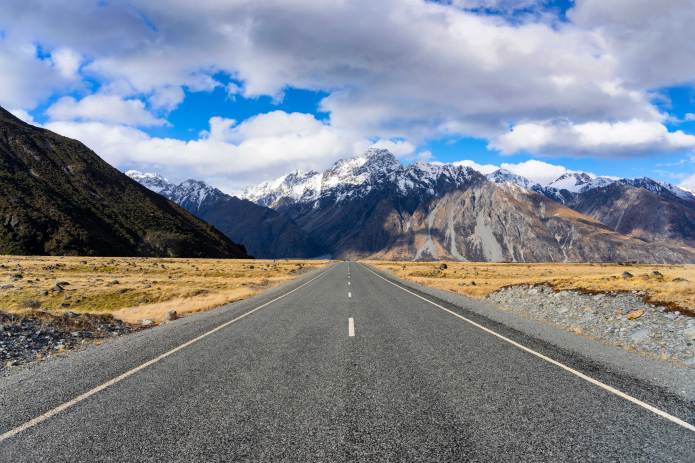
top-left (1, 262), bottom-right (694, 462)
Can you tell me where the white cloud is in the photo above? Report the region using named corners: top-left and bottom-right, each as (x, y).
top-left (490, 119), bottom-right (695, 156)
top-left (499, 159), bottom-right (572, 185)
top-left (453, 158), bottom-right (572, 184)
top-left (46, 94), bottom-right (166, 127)
top-left (569, 0), bottom-right (695, 89)
top-left (452, 159), bottom-right (499, 174)
top-left (680, 173), bottom-right (695, 193)
top-left (0, 42), bottom-right (65, 109)
top-left (370, 139), bottom-right (417, 158)
top-left (44, 111), bottom-right (373, 192)
top-left (150, 86), bottom-right (184, 111)
top-left (51, 47), bottom-right (81, 79)
top-left (8, 108), bottom-right (36, 124)
top-left (0, 0), bottom-right (694, 163)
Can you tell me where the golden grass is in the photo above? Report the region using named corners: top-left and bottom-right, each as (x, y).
top-left (0, 256), bottom-right (328, 323)
top-left (367, 261), bottom-right (695, 314)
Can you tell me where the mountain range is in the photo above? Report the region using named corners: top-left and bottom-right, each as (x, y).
top-left (132, 148), bottom-right (695, 263)
top-left (126, 172), bottom-right (323, 258)
top-left (0, 106), bottom-right (249, 258)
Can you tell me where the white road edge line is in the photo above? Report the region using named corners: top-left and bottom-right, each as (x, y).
top-left (348, 317), bottom-right (355, 337)
top-left (348, 291), bottom-right (352, 298)
top-left (361, 263), bottom-right (695, 433)
top-left (0, 266), bottom-right (334, 443)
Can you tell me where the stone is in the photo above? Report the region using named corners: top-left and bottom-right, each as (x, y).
top-left (621, 271), bottom-right (633, 279)
top-left (165, 310), bottom-right (178, 321)
top-left (651, 270), bottom-right (664, 278)
top-left (52, 284), bottom-right (64, 292)
top-left (22, 299), bottom-right (41, 309)
top-left (626, 309), bottom-right (645, 320)
top-left (0, 284), bottom-right (14, 290)
top-left (439, 263), bottom-right (448, 270)
top-left (140, 319), bottom-right (154, 327)
top-left (630, 328), bottom-right (651, 343)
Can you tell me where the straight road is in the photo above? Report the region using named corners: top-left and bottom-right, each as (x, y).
top-left (1, 262), bottom-right (694, 461)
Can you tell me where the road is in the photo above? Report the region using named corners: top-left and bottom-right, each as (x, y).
top-left (1, 262), bottom-right (694, 462)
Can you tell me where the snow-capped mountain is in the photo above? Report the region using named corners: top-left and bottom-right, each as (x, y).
top-left (241, 170), bottom-right (323, 208)
top-left (240, 148), bottom-right (483, 208)
top-left (485, 168), bottom-right (538, 189)
top-left (127, 171), bottom-right (324, 258)
top-left (126, 148), bottom-right (695, 261)
top-left (545, 172), bottom-right (615, 193)
top-left (126, 170), bottom-right (172, 195)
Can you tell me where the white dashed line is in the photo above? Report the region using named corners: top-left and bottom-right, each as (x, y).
top-left (348, 291), bottom-right (352, 298)
top-left (348, 317), bottom-right (355, 337)
top-left (361, 263), bottom-right (695, 434)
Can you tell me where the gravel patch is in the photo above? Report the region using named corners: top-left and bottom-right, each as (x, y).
top-left (487, 285), bottom-right (695, 366)
top-left (1, 311), bottom-right (139, 370)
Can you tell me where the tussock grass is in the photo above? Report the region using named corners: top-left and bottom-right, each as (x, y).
top-left (0, 256), bottom-right (328, 323)
top-left (368, 261), bottom-right (695, 315)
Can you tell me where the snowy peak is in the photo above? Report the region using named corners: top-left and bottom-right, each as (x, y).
top-left (486, 169), bottom-right (536, 189)
top-left (126, 170), bottom-right (172, 194)
top-left (127, 171), bottom-right (222, 210)
top-left (546, 172), bottom-right (614, 193)
top-left (240, 149), bottom-right (484, 208)
top-left (623, 178), bottom-right (695, 201)
top-left (241, 169), bottom-right (323, 208)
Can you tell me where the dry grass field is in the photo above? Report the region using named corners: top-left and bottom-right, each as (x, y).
top-left (0, 256), bottom-right (328, 323)
top-left (368, 261), bottom-right (695, 315)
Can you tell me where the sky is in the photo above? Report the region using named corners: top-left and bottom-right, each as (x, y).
top-left (2, 0), bottom-right (695, 194)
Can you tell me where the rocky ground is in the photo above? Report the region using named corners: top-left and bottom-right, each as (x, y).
top-left (487, 285), bottom-right (695, 367)
top-left (0, 311), bottom-right (139, 371)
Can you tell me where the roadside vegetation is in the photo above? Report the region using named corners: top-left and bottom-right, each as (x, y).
top-left (0, 256), bottom-right (328, 324)
top-left (368, 261), bottom-right (695, 315)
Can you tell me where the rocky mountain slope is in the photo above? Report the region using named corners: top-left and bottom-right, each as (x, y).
top-left (0, 106), bottom-right (248, 258)
top-left (128, 172), bottom-right (323, 258)
top-left (485, 168), bottom-right (695, 248)
top-left (241, 149), bottom-right (695, 262)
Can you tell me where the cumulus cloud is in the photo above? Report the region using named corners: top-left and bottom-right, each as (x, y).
top-left (0, 42), bottom-right (65, 109)
top-left (569, 0), bottom-right (695, 89)
top-left (452, 159), bottom-right (499, 174)
top-left (453, 158), bottom-right (573, 184)
top-left (370, 139), bottom-right (417, 158)
top-left (46, 94), bottom-right (166, 127)
top-left (51, 47), bottom-right (81, 79)
top-left (44, 111), bottom-right (386, 192)
top-left (0, 1), bottom-right (686, 150)
top-left (149, 86), bottom-right (185, 111)
top-left (1, 0), bottom-right (694, 175)
top-left (680, 173), bottom-right (695, 193)
top-left (8, 109), bottom-right (36, 125)
top-left (490, 119), bottom-right (695, 156)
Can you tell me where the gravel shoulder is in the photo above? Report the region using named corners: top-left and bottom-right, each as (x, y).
top-left (366, 263), bottom-right (695, 403)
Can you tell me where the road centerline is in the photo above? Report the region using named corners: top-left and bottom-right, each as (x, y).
top-left (348, 317), bottom-right (355, 337)
top-left (360, 263), bottom-right (695, 434)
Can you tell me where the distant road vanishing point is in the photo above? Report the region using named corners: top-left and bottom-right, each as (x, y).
top-left (1, 262), bottom-right (693, 462)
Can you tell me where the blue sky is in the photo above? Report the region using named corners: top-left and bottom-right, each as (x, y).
top-left (1, 1), bottom-right (695, 193)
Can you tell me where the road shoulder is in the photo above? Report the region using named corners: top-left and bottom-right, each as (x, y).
top-left (364, 263), bottom-right (695, 403)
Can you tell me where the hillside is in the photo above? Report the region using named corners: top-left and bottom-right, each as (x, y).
top-left (128, 173), bottom-right (324, 258)
top-left (0, 106), bottom-right (249, 258)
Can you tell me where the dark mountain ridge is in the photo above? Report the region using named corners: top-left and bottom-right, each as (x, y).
top-left (0, 106), bottom-right (249, 258)
top-left (127, 173), bottom-right (324, 258)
